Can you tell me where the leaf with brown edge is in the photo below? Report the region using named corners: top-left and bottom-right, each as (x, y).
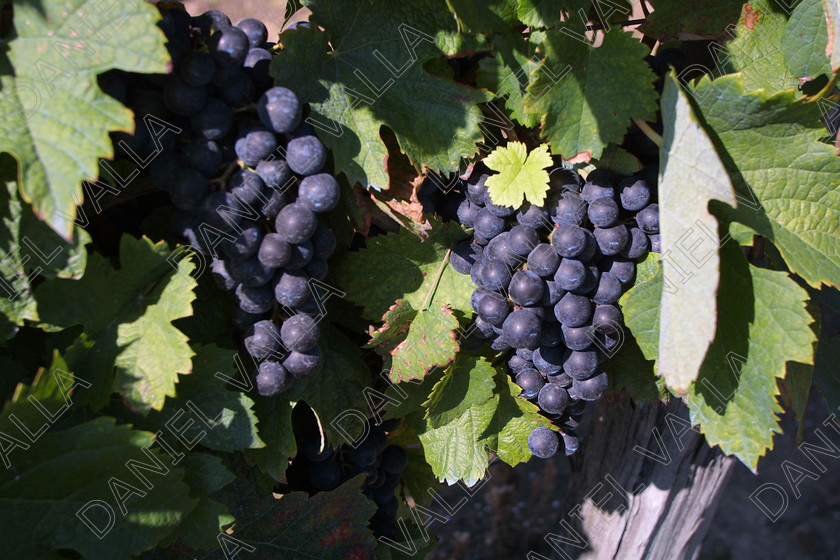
top-left (390, 305), bottom-right (460, 383)
top-left (366, 299), bottom-right (416, 354)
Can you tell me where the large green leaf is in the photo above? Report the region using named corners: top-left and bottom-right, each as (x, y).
top-left (332, 218), bottom-right (473, 320)
top-left (687, 242), bottom-right (816, 471)
top-left (692, 74), bottom-right (840, 288)
top-left (640, 0), bottom-right (745, 41)
top-left (271, 2), bottom-right (491, 189)
top-left (658, 74), bottom-right (737, 394)
top-left (620, 254), bottom-right (663, 367)
top-left (0, 0), bottom-right (169, 238)
top-left (0, 417), bottom-right (195, 560)
top-left (524, 28), bottom-right (658, 162)
top-left (784, 0), bottom-right (832, 80)
top-left (423, 355), bottom-right (496, 428)
top-left (726, 4), bottom-right (798, 94)
top-left (36, 235), bottom-right (196, 414)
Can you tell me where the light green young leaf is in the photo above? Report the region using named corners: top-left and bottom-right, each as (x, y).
top-left (658, 74), bottom-right (737, 394)
top-left (0, 0), bottom-right (169, 238)
top-left (484, 142), bottom-right (553, 208)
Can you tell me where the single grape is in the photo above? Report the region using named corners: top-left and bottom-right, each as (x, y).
top-left (179, 51), bottom-right (216, 87)
top-left (228, 169), bottom-right (266, 206)
top-left (592, 272), bottom-right (622, 304)
top-left (486, 233), bottom-right (520, 267)
top-left (581, 169), bottom-right (615, 203)
top-left (244, 320), bottom-right (282, 360)
top-left (237, 17), bottom-right (268, 47)
top-left (298, 173), bottom-right (340, 212)
top-left (473, 207), bottom-right (506, 239)
top-left (551, 191), bottom-right (587, 226)
top-left (283, 345), bottom-right (322, 378)
top-left (261, 188), bottom-right (290, 220)
top-left (210, 258), bottom-right (237, 291)
top-left (305, 258), bottom-right (329, 281)
top-left (217, 71), bottom-right (255, 107)
top-left (587, 197), bottom-right (620, 228)
top-left (474, 316), bottom-right (497, 338)
top-left (275, 203), bottom-right (317, 243)
top-left (563, 350), bottom-right (599, 380)
top-left (537, 383), bottom-right (570, 414)
top-left (549, 167), bottom-right (583, 193)
top-left (501, 309), bottom-right (542, 349)
top-left (508, 225), bottom-right (539, 256)
top-left (450, 241), bottom-right (482, 275)
top-left (477, 292), bottom-right (510, 326)
top-left (229, 257), bottom-right (274, 287)
top-left (562, 323), bottom-right (594, 351)
top-left (593, 224), bottom-right (629, 256)
top-left (163, 75), bottom-right (207, 117)
top-left (508, 354), bottom-right (532, 374)
top-left (483, 191), bottom-right (515, 217)
top-left (190, 98), bottom-right (234, 140)
top-left (516, 202), bottom-right (551, 230)
top-left (549, 372), bottom-right (573, 387)
top-left (649, 233), bottom-right (662, 253)
top-left (192, 10), bottom-right (232, 35)
top-left (274, 270), bottom-right (311, 307)
top-left (481, 259), bottom-right (513, 292)
top-left (554, 292), bottom-right (593, 327)
top-left (197, 191), bottom-right (243, 231)
top-left (311, 226), bottom-right (337, 259)
top-left (573, 370), bottom-right (609, 401)
top-left (256, 159), bottom-right (292, 190)
top-left (258, 86), bottom-right (303, 134)
top-left (602, 258), bottom-right (636, 285)
top-left (539, 321), bottom-right (564, 348)
top-left (562, 433), bottom-right (580, 456)
top-left (235, 283), bottom-right (274, 314)
top-left (527, 244), bottom-right (560, 277)
top-left (184, 138), bottom-right (222, 177)
top-left (509, 270), bottom-right (544, 307)
top-left (285, 240), bottom-right (314, 270)
top-left (244, 47), bottom-right (272, 68)
top-left (457, 199), bottom-right (477, 228)
top-left (619, 177), bottom-right (651, 211)
top-left (169, 168), bottom-right (210, 211)
top-left (470, 257), bottom-right (487, 287)
top-left (258, 233), bottom-right (291, 268)
top-left (287, 135), bottom-right (327, 176)
top-left (235, 127), bottom-right (278, 167)
top-left (636, 203), bottom-right (660, 234)
top-left (554, 258), bottom-right (587, 292)
top-left (209, 25), bottom-right (249, 67)
top-left (551, 225), bottom-right (586, 258)
top-left (466, 174), bottom-right (488, 205)
top-left (517, 348), bottom-right (534, 361)
top-left (516, 368), bottom-right (545, 398)
top-left (533, 345), bottom-right (565, 375)
top-left (541, 280), bottom-right (565, 307)
top-left (255, 360), bottom-right (293, 396)
top-left (593, 304), bottom-right (623, 334)
top-left (528, 426), bottom-right (560, 459)
top-left (281, 313), bottom-right (319, 352)
top-left (620, 227), bottom-right (649, 260)
top-left (222, 222), bottom-right (262, 259)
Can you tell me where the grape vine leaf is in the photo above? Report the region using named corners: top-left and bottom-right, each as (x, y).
top-left (691, 74), bottom-right (840, 289)
top-left (591, 143), bottom-right (643, 176)
top-left (484, 142), bottom-right (553, 208)
top-left (288, 322), bottom-right (373, 445)
top-left (725, 4), bottom-right (798, 94)
top-left (0, 155), bottom-right (90, 340)
top-left (145, 344), bottom-right (264, 453)
top-left (523, 28), bottom-right (658, 163)
top-left (516, 0), bottom-right (592, 28)
top-left (448, 0), bottom-right (520, 34)
top-left (380, 304), bottom-right (460, 383)
top-left (822, 0), bottom-right (840, 71)
top-left (0, 417), bottom-right (195, 560)
top-left (784, 0), bottom-right (832, 80)
top-left (166, 453), bottom-right (235, 550)
top-left (227, 476), bottom-right (378, 559)
top-left (658, 74), bottom-right (737, 394)
top-left (640, 0), bottom-right (745, 41)
top-left (246, 395), bottom-right (296, 482)
top-left (333, 218), bottom-right (473, 321)
top-left (35, 235), bottom-right (196, 414)
top-left (271, 5), bottom-right (492, 190)
top-left (424, 355), bottom-right (496, 428)
top-left (620, 253), bottom-right (664, 368)
top-left (0, 0), bottom-right (169, 239)
top-left (687, 242), bottom-right (816, 471)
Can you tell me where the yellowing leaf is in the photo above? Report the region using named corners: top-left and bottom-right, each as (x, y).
top-left (484, 142), bottom-right (553, 208)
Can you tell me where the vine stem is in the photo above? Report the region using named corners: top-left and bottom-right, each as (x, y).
top-left (422, 246), bottom-right (452, 311)
top-left (633, 118), bottom-right (664, 147)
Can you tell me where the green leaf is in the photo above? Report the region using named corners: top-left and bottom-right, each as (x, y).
top-left (591, 143), bottom-right (643, 176)
top-left (383, 368), bottom-right (444, 421)
top-left (687, 242), bottom-right (816, 471)
top-left (228, 476), bottom-right (377, 558)
top-left (333, 218), bottom-right (473, 321)
top-left (0, 155), bottom-right (89, 339)
top-left (484, 142), bottom-right (553, 207)
top-left (389, 305), bottom-right (460, 383)
top-left (288, 323), bottom-right (372, 444)
top-left (449, 0), bottom-right (520, 33)
top-left (726, 4), bottom-right (799, 94)
top-left (691, 74), bottom-right (840, 288)
top-left (822, 0), bottom-right (840, 71)
top-left (246, 396), bottom-right (296, 482)
top-left (784, 0), bottom-right (832, 79)
top-left (146, 344), bottom-right (264, 453)
top-left (0, 0), bottom-right (169, 238)
top-left (620, 253), bottom-right (664, 367)
top-left (271, 7), bottom-right (491, 189)
top-left (640, 0), bottom-right (745, 41)
top-left (0, 417), bottom-right (195, 560)
top-left (516, 0), bottom-right (591, 28)
top-left (603, 334), bottom-right (662, 402)
top-left (424, 355), bottom-right (496, 428)
top-left (524, 29), bottom-right (658, 162)
top-left (35, 235), bottom-right (197, 414)
top-left (658, 74), bottom-right (737, 394)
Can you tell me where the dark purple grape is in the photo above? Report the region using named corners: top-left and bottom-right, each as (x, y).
top-left (170, 168), bottom-right (209, 211)
top-left (541, 280), bottom-right (565, 307)
top-left (298, 173), bottom-right (340, 213)
top-left (537, 384), bottom-right (570, 414)
top-left (210, 259), bottom-right (237, 291)
top-left (573, 371), bottom-right (608, 401)
top-left (192, 10), bottom-right (232, 35)
top-left (516, 368), bottom-right (545, 398)
top-left (649, 233), bottom-right (661, 253)
top-left (261, 188), bottom-right (290, 220)
top-left (594, 224), bottom-right (629, 256)
top-left (528, 427), bottom-right (559, 458)
top-left (508, 354), bottom-right (532, 373)
top-left (184, 138), bottom-right (222, 177)
top-left (637, 203), bottom-right (660, 234)
top-left (539, 321), bottom-right (564, 348)
top-left (275, 270), bottom-right (311, 307)
top-left (285, 240), bottom-right (314, 270)
top-left (481, 259), bottom-right (513, 292)
top-left (244, 47), bottom-right (272, 68)
top-left (473, 207), bottom-right (506, 239)
top-left (501, 309), bottom-right (542, 349)
top-left (258, 233), bottom-right (291, 268)
top-left (549, 372), bottom-right (572, 387)
top-left (222, 222), bottom-right (262, 259)
top-left (237, 17), bottom-right (268, 48)
top-left (554, 258), bottom-right (586, 292)
top-left (305, 258), bottom-right (328, 281)
top-left (287, 135), bottom-right (327, 176)
top-left (229, 257), bottom-right (274, 287)
top-left (508, 225), bottom-right (539, 256)
top-left (517, 348), bottom-right (534, 361)
top-left (228, 169), bottom-right (266, 206)
top-left (563, 350), bottom-right (599, 380)
top-left (509, 270), bottom-right (544, 307)
top-left (179, 51), bottom-right (216, 87)
top-left (275, 203), bottom-right (317, 243)
top-left (256, 159), bottom-right (292, 190)
top-left (255, 360), bottom-right (293, 396)
top-left (457, 199), bottom-right (477, 227)
top-left (283, 345), bottom-right (322, 378)
top-left (551, 225), bottom-right (586, 258)
top-left (258, 86), bottom-right (303, 134)
top-left (483, 191), bottom-right (515, 217)
top-left (217, 71), bottom-right (255, 107)
top-left (620, 227), bottom-right (649, 259)
top-left (450, 241), bottom-right (482, 275)
top-left (209, 25), bottom-right (249, 67)
top-left (587, 197), bottom-right (620, 228)
top-left (581, 169), bottom-right (615, 202)
top-left (235, 128), bottom-right (278, 167)
top-left (554, 293), bottom-right (593, 327)
top-left (245, 320), bottom-right (282, 360)
top-left (190, 98), bottom-right (233, 140)
top-left (235, 283), bottom-right (274, 314)
top-left (311, 226), bottom-right (337, 259)
top-left (477, 292), bottom-right (510, 326)
top-left (163, 75), bottom-right (207, 117)
top-left (527, 244), bottom-right (560, 277)
top-left (593, 304), bottom-right (623, 334)
top-left (592, 271), bottom-right (622, 304)
top-left (533, 346), bottom-right (564, 375)
top-left (198, 191), bottom-right (243, 231)
top-left (486, 233), bottom-right (520, 267)
top-left (549, 167), bottom-right (583, 193)
top-left (619, 177), bottom-right (651, 211)
top-left (470, 257), bottom-right (487, 287)
top-left (562, 324), bottom-right (594, 351)
top-left (602, 258), bottom-right (636, 285)
top-left (516, 203), bottom-right (551, 230)
top-left (474, 316), bottom-right (497, 338)
top-left (551, 192), bottom-right (587, 226)
top-left (281, 313), bottom-right (319, 352)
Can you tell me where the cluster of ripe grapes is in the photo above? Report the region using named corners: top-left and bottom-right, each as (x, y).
top-left (449, 166), bottom-right (659, 459)
top-left (109, 6), bottom-right (338, 396)
top-left (288, 419), bottom-right (408, 540)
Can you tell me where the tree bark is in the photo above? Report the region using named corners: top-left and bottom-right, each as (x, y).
top-left (553, 391), bottom-right (736, 560)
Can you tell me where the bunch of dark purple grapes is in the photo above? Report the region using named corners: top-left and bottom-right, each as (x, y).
top-left (288, 419), bottom-right (408, 540)
top-left (449, 166), bottom-right (659, 459)
top-left (109, 6), bottom-right (338, 396)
